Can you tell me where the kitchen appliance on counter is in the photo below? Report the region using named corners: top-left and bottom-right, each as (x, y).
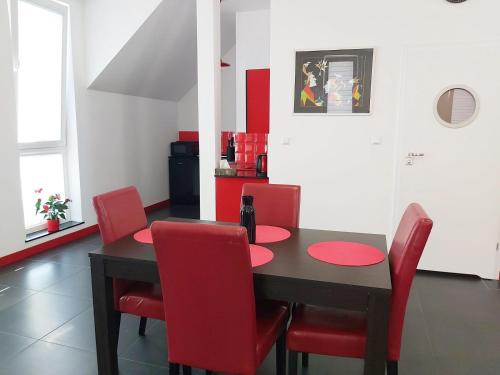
top-left (256, 153), bottom-right (268, 178)
top-left (169, 141), bottom-right (200, 219)
top-left (226, 136), bottom-right (235, 162)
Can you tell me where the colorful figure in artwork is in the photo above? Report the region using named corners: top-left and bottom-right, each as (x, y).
top-left (352, 78), bottom-right (361, 107)
top-left (301, 62), bottom-right (323, 107)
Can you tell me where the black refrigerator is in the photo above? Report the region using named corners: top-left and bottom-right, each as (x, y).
top-left (169, 146), bottom-right (200, 219)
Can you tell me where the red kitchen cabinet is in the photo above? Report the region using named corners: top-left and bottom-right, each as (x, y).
top-left (246, 69), bottom-right (270, 134)
top-left (215, 177), bottom-right (268, 223)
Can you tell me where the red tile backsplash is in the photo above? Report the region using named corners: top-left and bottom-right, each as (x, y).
top-left (234, 132), bottom-right (268, 170)
top-left (177, 131), bottom-right (268, 168)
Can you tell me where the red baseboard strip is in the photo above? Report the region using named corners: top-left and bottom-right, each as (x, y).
top-left (0, 199), bottom-right (170, 268)
top-left (0, 224), bottom-right (99, 268)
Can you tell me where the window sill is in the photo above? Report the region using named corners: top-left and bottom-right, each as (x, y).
top-left (25, 221), bottom-right (84, 243)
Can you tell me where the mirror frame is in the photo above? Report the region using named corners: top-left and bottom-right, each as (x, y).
top-left (433, 85), bottom-right (479, 129)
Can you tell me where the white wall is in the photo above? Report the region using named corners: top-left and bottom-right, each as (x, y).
top-left (177, 84), bottom-right (198, 131)
top-left (235, 9), bottom-right (269, 132)
top-left (178, 46), bottom-right (236, 132)
top-left (0, 0), bottom-right (178, 258)
top-left (269, 0), bottom-right (500, 236)
top-left (0, 0), bottom-right (26, 254)
top-left (221, 45), bottom-right (236, 132)
top-left (196, 0), bottom-right (221, 220)
top-left (178, 8), bottom-right (270, 135)
top-left (84, 0), bottom-right (162, 85)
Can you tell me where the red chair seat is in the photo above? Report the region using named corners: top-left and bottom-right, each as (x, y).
top-left (256, 300), bottom-right (290, 365)
top-left (119, 282), bottom-right (164, 321)
top-left (287, 304), bottom-right (367, 359)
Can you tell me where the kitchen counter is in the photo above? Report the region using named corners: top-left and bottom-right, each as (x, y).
top-left (214, 170), bottom-right (267, 179)
top-left (214, 162), bottom-right (267, 179)
top-left (215, 165), bottom-right (269, 222)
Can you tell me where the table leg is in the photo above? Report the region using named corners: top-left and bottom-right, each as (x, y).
top-left (90, 257), bottom-right (120, 375)
top-left (364, 291), bottom-right (391, 375)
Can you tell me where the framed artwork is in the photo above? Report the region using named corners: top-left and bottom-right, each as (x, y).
top-left (294, 48), bottom-right (374, 114)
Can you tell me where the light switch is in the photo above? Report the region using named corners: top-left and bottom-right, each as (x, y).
top-left (281, 137), bottom-right (291, 145)
top-left (370, 136), bottom-right (382, 145)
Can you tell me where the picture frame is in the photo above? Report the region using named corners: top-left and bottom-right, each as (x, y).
top-left (293, 48), bottom-right (374, 115)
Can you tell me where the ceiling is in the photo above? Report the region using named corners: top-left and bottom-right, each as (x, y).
top-left (89, 0), bottom-right (270, 101)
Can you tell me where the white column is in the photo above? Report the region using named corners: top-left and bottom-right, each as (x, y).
top-left (196, 0), bottom-right (221, 220)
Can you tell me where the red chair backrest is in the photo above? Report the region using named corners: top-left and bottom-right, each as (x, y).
top-left (92, 186), bottom-right (147, 245)
top-left (242, 183), bottom-right (301, 228)
top-left (152, 221), bottom-right (258, 374)
top-left (92, 186), bottom-right (148, 309)
top-left (388, 203), bottom-right (433, 360)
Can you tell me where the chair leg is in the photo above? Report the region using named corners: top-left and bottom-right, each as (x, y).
top-left (301, 352), bottom-right (309, 368)
top-left (169, 363), bottom-right (180, 375)
top-left (276, 329), bottom-right (286, 375)
top-left (288, 350), bottom-right (298, 375)
top-left (138, 317), bottom-right (147, 336)
top-left (182, 365), bottom-right (192, 375)
top-left (113, 311), bottom-right (122, 350)
top-left (387, 360), bottom-right (398, 375)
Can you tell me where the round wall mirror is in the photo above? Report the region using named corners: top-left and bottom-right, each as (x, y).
top-left (435, 86), bottom-right (478, 128)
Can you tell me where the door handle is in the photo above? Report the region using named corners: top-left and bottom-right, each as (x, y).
top-left (406, 152), bottom-right (424, 166)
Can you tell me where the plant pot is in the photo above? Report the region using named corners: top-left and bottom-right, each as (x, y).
top-left (47, 219), bottom-right (60, 233)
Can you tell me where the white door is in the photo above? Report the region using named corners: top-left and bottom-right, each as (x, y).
top-left (394, 42), bottom-right (500, 279)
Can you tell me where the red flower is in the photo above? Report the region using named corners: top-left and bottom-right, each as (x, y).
top-left (34, 188), bottom-right (43, 193)
top-left (43, 205), bottom-right (49, 211)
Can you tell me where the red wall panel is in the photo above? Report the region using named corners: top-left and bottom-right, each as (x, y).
top-left (178, 131), bottom-right (199, 141)
top-left (178, 131), bottom-right (233, 155)
top-left (246, 69), bottom-right (270, 134)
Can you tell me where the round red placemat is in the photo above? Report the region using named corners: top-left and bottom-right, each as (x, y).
top-left (255, 225), bottom-right (291, 244)
top-left (307, 241), bottom-right (385, 266)
top-left (133, 228), bottom-right (153, 244)
top-left (249, 244), bottom-right (274, 267)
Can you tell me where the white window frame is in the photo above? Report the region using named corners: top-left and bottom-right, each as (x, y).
top-left (13, 0), bottom-right (71, 234)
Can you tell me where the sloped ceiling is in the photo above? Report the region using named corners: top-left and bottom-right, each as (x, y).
top-left (88, 0), bottom-right (197, 101)
top-left (89, 0), bottom-right (269, 101)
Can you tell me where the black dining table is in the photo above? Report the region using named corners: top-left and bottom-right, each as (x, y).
top-left (88, 218), bottom-right (392, 375)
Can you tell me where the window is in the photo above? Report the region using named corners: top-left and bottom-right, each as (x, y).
top-left (435, 86), bottom-right (479, 129)
top-left (14, 0), bottom-right (69, 232)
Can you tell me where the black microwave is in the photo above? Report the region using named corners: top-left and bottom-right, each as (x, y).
top-left (171, 141), bottom-right (199, 156)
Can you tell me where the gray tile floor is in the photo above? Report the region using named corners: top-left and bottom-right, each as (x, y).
top-left (0, 207), bottom-right (499, 374)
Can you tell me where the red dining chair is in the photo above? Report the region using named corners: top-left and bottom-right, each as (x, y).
top-left (151, 221), bottom-right (290, 375)
top-left (286, 203), bottom-right (433, 375)
top-left (242, 183), bottom-right (301, 228)
top-left (92, 186), bottom-right (164, 336)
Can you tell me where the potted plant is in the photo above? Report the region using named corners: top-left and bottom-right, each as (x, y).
top-left (35, 189), bottom-right (71, 233)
